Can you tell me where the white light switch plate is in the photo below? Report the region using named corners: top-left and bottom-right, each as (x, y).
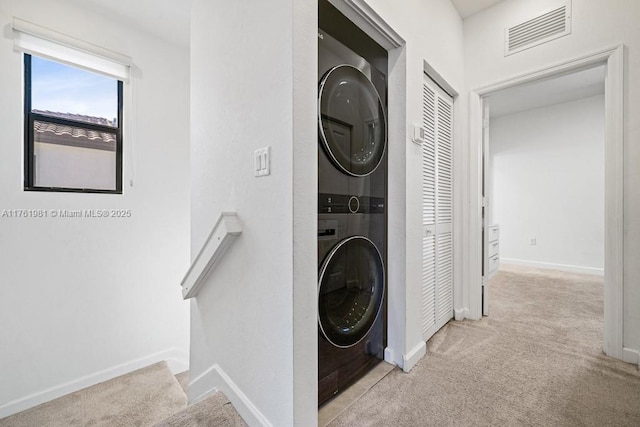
top-left (254, 146), bottom-right (270, 177)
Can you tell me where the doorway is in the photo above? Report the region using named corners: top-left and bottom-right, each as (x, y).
top-left (483, 65), bottom-right (606, 314)
top-left (469, 45), bottom-right (624, 360)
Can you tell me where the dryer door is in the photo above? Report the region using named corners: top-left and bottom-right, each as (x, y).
top-left (318, 236), bottom-right (385, 348)
top-left (319, 65), bottom-right (386, 177)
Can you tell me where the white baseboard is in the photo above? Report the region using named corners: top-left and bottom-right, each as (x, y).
top-left (500, 258), bottom-right (604, 276)
top-left (454, 307), bottom-right (467, 321)
top-left (0, 348), bottom-right (189, 419)
top-left (622, 348), bottom-right (640, 365)
top-left (188, 363), bottom-right (271, 427)
top-left (165, 348), bottom-right (190, 374)
top-left (384, 347), bottom-right (396, 365)
top-left (402, 341), bottom-right (426, 373)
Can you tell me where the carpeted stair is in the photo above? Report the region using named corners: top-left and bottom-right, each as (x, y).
top-left (0, 362), bottom-right (245, 427)
top-left (154, 393), bottom-right (247, 427)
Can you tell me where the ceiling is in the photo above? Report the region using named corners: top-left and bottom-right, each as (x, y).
top-left (71, 0), bottom-right (191, 47)
top-left (487, 65), bottom-right (606, 118)
top-left (450, 0), bottom-right (505, 19)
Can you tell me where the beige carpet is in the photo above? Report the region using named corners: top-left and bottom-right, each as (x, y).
top-left (154, 393), bottom-right (247, 427)
top-left (330, 265), bottom-right (640, 426)
top-left (175, 371), bottom-right (189, 395)
top-left (0, 361), bottom-right (187, 427)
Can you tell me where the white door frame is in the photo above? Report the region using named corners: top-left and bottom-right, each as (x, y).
top-left (468, 44), bottom-right (624, 359)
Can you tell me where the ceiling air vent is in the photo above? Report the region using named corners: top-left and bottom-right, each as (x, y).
top-left (504, 1), bottom-right (571, 56)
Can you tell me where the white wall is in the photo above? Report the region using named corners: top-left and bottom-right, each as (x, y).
top-left (364, 0), bottom-right (464, 368)
top-left (489, 95), bottom-right (605, 274)
top-left (188, 0), bottom-right (316, 426)
top-left (464, 0), bottom-right (640, 351)
top-left (0, 0), bottom-right (191, 418)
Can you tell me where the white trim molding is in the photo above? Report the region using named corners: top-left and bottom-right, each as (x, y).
top-left (402, 341), bottom-right (427, 373)
top-left (468, 44), bottom-right (625, 360)
top-left (622, 348), bottom-right (640, 366)
top-left (181, 212), bottom-right (242, 299)
top-left (384, 347), bottom-right (395, 364)
top-left (0, 348), bottom-right (188, 419)
top-left (468, 90), bottom-right (484, 322)
top-left (423, 60), bottom-right (459, 98)
top-left (328, 0), bottom-right (405, 50)
top-left (188, 364), bottom-right (271, 427)
top-left (500, 258), bottom-right (604, 276)
top-left (454, 308), bottom-right (467, 321)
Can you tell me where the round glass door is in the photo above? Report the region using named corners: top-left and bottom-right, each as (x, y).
top-left (318, 65), bottom-right (386, 177)
top-left (318, 236), bottom-right (385, 348)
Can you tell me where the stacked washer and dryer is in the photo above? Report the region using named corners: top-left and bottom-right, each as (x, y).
top-left (317, 2), bottom-right (389, 406)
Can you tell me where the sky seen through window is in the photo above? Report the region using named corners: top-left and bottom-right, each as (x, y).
top-left (31, 56), bottom-right (118, 123)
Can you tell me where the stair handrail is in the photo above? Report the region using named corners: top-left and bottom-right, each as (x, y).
top-left (181, 211), bottom-right (242, 299)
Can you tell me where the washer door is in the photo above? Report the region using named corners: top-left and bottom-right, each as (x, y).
top-left (318, 65), bottom-right (386, 177)
top-left (318, 236), bottom-right (385, 348)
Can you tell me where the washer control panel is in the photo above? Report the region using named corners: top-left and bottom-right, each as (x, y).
top-left (318, 193), bottom-right (384, 214)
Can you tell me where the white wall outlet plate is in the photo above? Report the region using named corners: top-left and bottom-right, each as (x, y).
top-left (254, 146), bottom-right (270, 177)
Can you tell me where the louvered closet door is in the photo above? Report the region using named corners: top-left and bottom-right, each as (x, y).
top-left (421, 74), bottom-right (454, 342)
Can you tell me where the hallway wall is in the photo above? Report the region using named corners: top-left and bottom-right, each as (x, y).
top-left (188, 0), bottom-right (316, 425)
top-left (365, 0), bottom-right (464, 370)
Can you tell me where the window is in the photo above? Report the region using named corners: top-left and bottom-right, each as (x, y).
top-left (24, 54), bottom-right (123, 193)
